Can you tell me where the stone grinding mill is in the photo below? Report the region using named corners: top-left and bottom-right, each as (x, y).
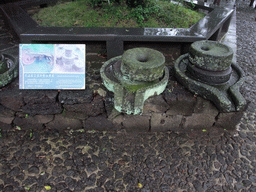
top-left (174, 40), bottom-right (246, 112)
top-left (100, 48), bottom-right (169, 115)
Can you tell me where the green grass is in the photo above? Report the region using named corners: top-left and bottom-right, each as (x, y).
top-left (32, 0), bottom-right (205, 28)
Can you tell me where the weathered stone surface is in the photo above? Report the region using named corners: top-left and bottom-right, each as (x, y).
top-left (124, 42), bottom-right (181, 64)
top-left (113, 114), bottom-right (150, 131)
top-left (23, 91), bottom-right (58, 104)
top-left (0, 121), bottom-right (12, 130)
top-left (176, 53), bottom-right (247, 112)
top-left (121, 48), bottom-right (165, 82)
top-left (13, 117), bottom-right (44, 130)
top-left (22, 103), bottom-right (62, 116)
top-left (33, 115), bottom-right (54, 124)
top-left (194, 97), bottom-right (218, 114)
top-left (63, 95), bottom-right (104, 117)
top-left (151, 113), bottom-right (183, 131)
top-left (0, 104), bottom-right (15, 124)
top-left (62, 111), bottom-right (88, 120)
top-left (184, 98), bottom-right (219, 129)
top-left (184, 113), bottom-right (215, 129)
top-left (46, 114), bottom-right (82, 130)
top-left (58, 89), bottom-right (93, 105)
top-left (143, 95), bottom-right (169, 115)
top-left (83, 116), bottom-right (117, 131)
top-left (214, 111), bottom-right (244, 129)
top-left (164, 85), bottom-right (196, 116)
top-left (189, 40), bottom-right (233, 71)
top-left (0, 90), bottom-right (23, 111)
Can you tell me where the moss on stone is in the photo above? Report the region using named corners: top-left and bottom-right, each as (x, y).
top-left (122, 80), bottom-right (158, 93)
top-left (0, 54), bottom-right (18, 88)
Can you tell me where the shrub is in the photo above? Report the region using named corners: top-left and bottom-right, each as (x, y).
top-left (126, 0), bottom-right (149, 7)
top-left (130, 1), bottom-right (160, 25)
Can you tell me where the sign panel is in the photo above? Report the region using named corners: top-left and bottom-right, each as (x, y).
top-left (19, 44), bottom-right (86, 89)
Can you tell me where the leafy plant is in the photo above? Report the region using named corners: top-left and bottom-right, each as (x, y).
top-left (131, 5), bottom-right (148, 25)
top-left (88, 0), bottom-right (104, 7)
top-left (126, 0), bottom-right (150, 8)
top-left (130, 1), bottom-right (161, 25)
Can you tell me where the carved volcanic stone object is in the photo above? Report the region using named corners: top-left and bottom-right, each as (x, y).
top-left (174, 40), bottom-right (246, 112)
top-left (100, 48), bottom-right (169, 115)
top-left (189, 40), bottom-right (233, 71)
top-left (188, 40), bottom-right (233, 84)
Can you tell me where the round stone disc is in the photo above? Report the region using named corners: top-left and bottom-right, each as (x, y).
top-left (189, 40), bottom-right (233, 71)
top-left (121, 48), bottom-right (165, 81)
top-left (187, 62), bottom-right (232, 84)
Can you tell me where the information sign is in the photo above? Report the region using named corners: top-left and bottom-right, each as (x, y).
top-left (19, 44), bottom-right (86, 89)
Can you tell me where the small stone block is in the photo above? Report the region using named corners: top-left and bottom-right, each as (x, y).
top-left (0, 105), bottom-right (15, 124)
top-left (62, 111), bottom-right (88, 120)
top-left (183, 97), bottom-right (219, 129)
top-left (13, 117), bottom-right (44, 130)
top-left (83, 116), bottom-right (118, 131)
top-left (164, 85), bottom-right (196, 115)
top-left (34, 115), bottom-right (54, 124)
top-left (63, 95), bottom-right (104, 117)
top-left (0, 90), bottom-right (23, 111)
top-left (58, 89), bottom-right (93, 105)
top-left (214, 111), bottom-right (244, 130)
top-left (143, 95), bottom-right (169, 115)
top-left (151, 113), bottom-right (183, 132)
top-left (113, 114), bottom-right (150, 132)
top-left (194, 97), bottom-right (219, 114)
top-left (46, 114), bottom-right (82, 130)
top-left (22, 103), bottom-right (62, 116)
top-left (184, 113), bottom-right (216, 130)
top-left (0, 121), bottom-right (12, 130)
top-left (0, 116), bottom-right (14, 124)
top-left (23, 91), bottom-right (57, 104)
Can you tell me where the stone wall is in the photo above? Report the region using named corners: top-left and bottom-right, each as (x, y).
top-left (0, 44), bottom-right (245, 132)
top-left (0, 76), bottom-right (244, 132)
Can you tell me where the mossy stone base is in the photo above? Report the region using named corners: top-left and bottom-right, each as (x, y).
top-left (174, 54), bottom-right (246, 112)
top-left (187, 62), bottom-right (232, 84)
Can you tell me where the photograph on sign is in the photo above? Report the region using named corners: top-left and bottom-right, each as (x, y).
top-left (19, 44), bottom-right (86, 89)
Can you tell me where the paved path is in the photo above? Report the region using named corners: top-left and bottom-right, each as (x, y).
top-left (0, 1), bottom-right (256, 191)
